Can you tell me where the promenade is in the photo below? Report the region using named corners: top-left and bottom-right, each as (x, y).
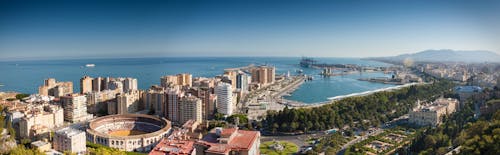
top-left (244, 76), bottom-right (306, 120)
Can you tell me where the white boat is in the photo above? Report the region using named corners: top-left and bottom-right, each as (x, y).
top-left (85, 64), bottom-right (95, 67)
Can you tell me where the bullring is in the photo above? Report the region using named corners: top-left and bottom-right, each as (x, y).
top-left (86, 114), bottom-right (171, 152)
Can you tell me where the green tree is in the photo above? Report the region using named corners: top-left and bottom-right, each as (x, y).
top-left (15, 94), bottom-right (30, 100)
top-left (9, 145), bottom-right (44, 155)
top-left (7, 121), bottom-right (15, 140)
top-left (214, 113), bottom-right (225, 120)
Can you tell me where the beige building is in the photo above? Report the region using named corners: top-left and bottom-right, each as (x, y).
top-left (160, 75), bottom-right (178, 88)
top-left (92, 77), bottom-right (103, 92)
top-left (18, 104), bottom-right (64, 139)
top-left (409, 98), bottom-right (458, 126)
top-left (224, 70), bottom-right (238, 89)
top-left (106, 101), bottom-right (118, 115)
top-left (143, 86), bottom-right (167, 116)
top-left (190, 87), bottom-right (217, 120)
top-left (123, 77), bottom-right (138, 92)
top-left (117, 90), bottom-right (141, 114)
top-left (166, 87), bottom-right (184, 123)
top-left (179, 95), bottom-right (203, 124)
top-left (53, 127), bottom-right (86, 154)
top-left (38, 78), bottom-right (73, 97)
top-left (160, 74), bottom-right (192, 88)
top-left (177, 73), bottom-right (193, 87)
top-left (31, 140), bottom-right (51, 153)
top-left (250, 66), bottom-right (275, 86)
top-left (80, 76), bottom-right (93, 94)
top-left (86, 89), bottom-right (117, 115)
top-left (61, 94), bottom-right (91, 123)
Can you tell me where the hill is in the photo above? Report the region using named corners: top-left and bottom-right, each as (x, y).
top-left (369, 49), bottom-right (500, 63)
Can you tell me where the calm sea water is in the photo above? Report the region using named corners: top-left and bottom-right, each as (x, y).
top-left (0, 57), bottom-right (394, 103)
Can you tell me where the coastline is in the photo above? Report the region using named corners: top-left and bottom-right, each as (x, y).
top-left (282, 82), bottom-right (425, 108)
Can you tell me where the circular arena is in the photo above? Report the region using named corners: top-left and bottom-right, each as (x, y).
top-left (86, 114), bottom-right (171, 152)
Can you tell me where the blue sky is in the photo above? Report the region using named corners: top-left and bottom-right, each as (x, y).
top-left (1, 0), bottom-right (499, 60)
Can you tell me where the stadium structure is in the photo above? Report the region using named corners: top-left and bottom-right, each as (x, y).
top-left (86, 114), bottom-right (171, 152)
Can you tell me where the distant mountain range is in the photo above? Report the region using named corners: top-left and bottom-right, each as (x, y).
top-left (369, 49), bottom-right (500, 63)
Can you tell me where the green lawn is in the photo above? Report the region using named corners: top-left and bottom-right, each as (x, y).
top-left (260, 141), bottom-right (299, 155)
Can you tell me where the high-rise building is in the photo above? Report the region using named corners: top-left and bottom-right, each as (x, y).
top-left (166, 88), bottom-right (184, 123)
top-left (160, 75), bottom-right (178, 88)
top-left (179, 95), bottom-right (203, 124)
top-left (86, 90), bottom-right (118, 115)
top-left (267, 66), bottom-right (276, 84)
top-left (143, 86), bottom-right (167, 116)
top-left (215, 82), bottom-right (233, 116)
top-left (224, 70), bottom-right (238, 89)
top-left (60, 94), bottom-right (90, 123)
top-left (38, 78), bottom-right (73, 97)
top-left (236, 72), bottom-right (249, 92)
top-left (177, 73), bottom-right (193, 87)
top-left (123, 77), bottom-right (138, 92)
top-left (102, 77), bottom-right (111, 90)
top-left (250, 66), bottom-right (275, 86)
top-left (199, 88), bottom-right (216, 120)
top-left (92, 77), bottom-right (102, 92)
top-left (80, 76), bottom-right (93, 94)
top-left (45, 78), bottom-right (56, 87)
top-left (53, 127), bottom-right (86, 154)
top-left (108, 81), bottom-right (124, 93)
top-left (160, 74), bottom-right (192, 88)
top-left (117, 90), bottom-right (141, 114)
top-left (190, 78), bottom-right (217, 120)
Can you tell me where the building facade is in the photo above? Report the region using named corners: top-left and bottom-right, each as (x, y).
top-left (38, 78), bottom-right (73, 97)
top-left (195, 127), bottom-right (260, 155)
top-left (117, 90), bottom-right (141, 114)
top-left (250, 66), bottom-right (275, 86)
top-left (179, 95), bottom-right (203, 124)
top-left (61, 94), bottom-right (90, 123)
top-left (18, 104), bottom-right (64, 139)
top-left (80, 76), bottom-right (93, 94)
top-left (143, 87), bottom-right (167, 116)
top-left (166, 88), bottom-right (184, 123)
top-left (53, 127), bottom-right (86, 154)
top-left (86, 89), bottom-right (117, 115)
top-left (123, 77), bottom-right (138, 92)
top-left (215, 82), bottom-right (233, 116)
top-left (236, 72), bottom-right (249, 92)
top-left (409, 98), bottom-right (458, 126)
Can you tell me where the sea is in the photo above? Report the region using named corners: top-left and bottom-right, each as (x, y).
top-left (0, 57), bottom-right (395, 103)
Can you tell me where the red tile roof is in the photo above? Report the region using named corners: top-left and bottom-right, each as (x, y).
top-left (149, 138), bottom-right (195, 155)
top-left (197, 128), bottom-right (260, 155)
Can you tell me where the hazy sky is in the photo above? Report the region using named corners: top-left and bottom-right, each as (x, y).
top-left (1, 0), bottom-right (499, 60)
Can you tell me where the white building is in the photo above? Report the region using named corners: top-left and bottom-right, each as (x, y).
top-left (409, 98), bottom-right (458, 126)
top-left (61, 94), bottom-right (91, 123)
top-left (18, 104), bottom-right (64, 139)
top-left (215, 82), bottom-right (233, 116)
top-left (53, 127), bottom-right (86, 154)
